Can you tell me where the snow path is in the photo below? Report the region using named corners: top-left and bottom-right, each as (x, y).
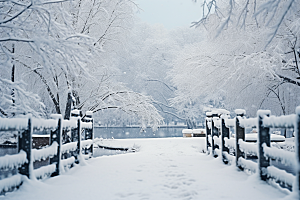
top-left (1, 138), bottom-right (294, 200)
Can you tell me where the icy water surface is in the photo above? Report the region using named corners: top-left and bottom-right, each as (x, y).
top-left (94, 127), bottom-right (187, 139)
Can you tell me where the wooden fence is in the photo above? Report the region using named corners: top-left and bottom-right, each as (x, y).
top-left (206, 107), bottom-right (299, 196)
top-left (0, 111), bottom-right (97, 194)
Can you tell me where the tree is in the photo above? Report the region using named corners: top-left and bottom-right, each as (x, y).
top-left (0, 0), bottom-right (94, 118)
top-left (194, 0), bottom-right (299, 44)
top-left (113, 22), bottom-right (204, 125)
top-left (64, 0), bottom-right (163, 128)
top-left (0, 78), bottom-right (44, 117)
top-left (0, 0), bottom-right (163, 130)
top-left (170, 0), bottom-right (300, 118)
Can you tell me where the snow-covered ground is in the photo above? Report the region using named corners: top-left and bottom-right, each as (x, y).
top-left (1, 138), bottom-right (297, 200)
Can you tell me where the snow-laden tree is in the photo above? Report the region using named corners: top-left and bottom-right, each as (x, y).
top-left (194, 0), bottom-right (300, 44)
top-left (113, 22), bottom-right (204, 125)
top-left (0, 78), bottom-right (44, 117)
top-left (76, 81), bottom-right (163, 130)
top-left (171, 0), bottom-right (300, 117)
top-left (71, 0), bottom-right (135, 48)
top-left (0, 0), bottom-right (93, 118)
top-left (0, 0), bottom-right (163, 130)
top-left (41, 0), bottom-right (163, 129)
top-left (117, 23), bottom-right (177, 119)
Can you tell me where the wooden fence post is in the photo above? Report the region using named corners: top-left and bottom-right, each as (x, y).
top-left (205, 112), bottom-right (212, 153)
top-left (235, 111), bottom-right (245, 170)
top-left (221, 118), bottom-right (230, 164)
top-left (85, 119), bottom-right (93, 157)
top-left (90, 118), bottom-right (94, 156)
top-left (295, 107), bottom-right (300, 196)
top-left (50, 118), bottom-right (62, 177)
top-left (211, 113), bottom-right (219, 157)
top-left (83, 111), bottom-right (93, 157)
top-left (75, 118), bottom-right (82, 163)
top-left (258, 110), bottom-right (271, 181)
top-left (71, 109), bottom-right (82, 144)
top-left (18, 118), bottom-right (32, 178)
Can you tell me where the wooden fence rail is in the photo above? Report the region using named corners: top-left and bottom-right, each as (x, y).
top-left (205, 107), bottom-right (299, 196)
top-left (0, 111), bottom-right (94, 194)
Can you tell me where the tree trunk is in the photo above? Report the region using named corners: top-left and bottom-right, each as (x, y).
top-left (64, 92), bottom-right (72, 120)
top-left (11, 44), bottom-right (15, 116)
top-left (186, 118), bottom-right (196, 129)
top-left (62, 92), bottom-right (73, 144)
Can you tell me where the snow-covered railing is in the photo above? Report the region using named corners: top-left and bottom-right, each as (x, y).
top-left (34, 164), bottom-right (56, 180)
top-left (43, 116), bottom-right (94, 177)
top-left (62, 118), bottom-right (78, 129)
top-left (0, 118), bottom-right (28, 131)
top-left (224, 138), bottom-right (235, 149)
top-left (0, 151), bottom-right (27, 170)
top-left (237, 157), bottom-right (257, 173)
top-left (239, 117), bottom-right (257, 128)
top-left (0, 111), bottom-right (94, 195)
top-left (32, 118), bottom-right (58, 130)
top-left (257, 109), bottom-right (298, 190)
top-left (239, 140), bottom-right (257, 156)
top-left (0, 117), bottom-right (58, 131)
top-left (32, 142), bottom-right (58, 162)
top-left (263, 114), bottom-right (295, 129)
top-left (61, 156), bottom-right (76, 168)
top-left (222, 152), bottom-right (235, 163)
top-left (61, 142), bottom-right (78, 154)
top-left (205, 107), bottom-right (300, 196)
top-left (224, 118), bottom-right (235, 128)
top-left (262, 144), bottom-right (296, 167)
top-left (266, 166), bottom-right (295, 188)
top-left (0, 174), bottom-right (23, 194)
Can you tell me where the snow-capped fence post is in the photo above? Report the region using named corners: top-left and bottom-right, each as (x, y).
top-left (18, 117), bottom-right (32, 178)
top-left (75, 118), bottom-right (81, 164)
top-left (295, 107), bottom-right (300, 195)
top-left (50, 117), bottom-right (62, 177)
top-left (83, 111), bottom-right (94, 157)
top-left (221, 118), bottom-right (230, 164)
top-left (205, 112), bottom-right (212, 153)
top-left (211, 112), bottom-right (219, 157)
top-left (258, 110), bottom-right (271, 181)
top-left (235, 110), bottom-right (245, 170)
top-left (71, 109), bottom-right (82, 141)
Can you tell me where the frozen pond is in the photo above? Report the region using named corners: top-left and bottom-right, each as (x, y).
top-left (94, 126), bottom-right (187, 139)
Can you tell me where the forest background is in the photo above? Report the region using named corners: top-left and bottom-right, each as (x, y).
top-left (1, 0), bottom-right (300, 130)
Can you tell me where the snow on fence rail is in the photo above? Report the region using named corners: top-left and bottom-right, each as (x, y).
top-left (0, 111), bottom-right (94, 195)
top-left (0, 151), bottom-right (27, 170)
top-left (239, 140), bottom-right (257, 156)
top-left (0, 174), bottom-right (23, 194)
top-left (263, 114), bottom-right (295, 129)
top-left (205, 107), bottom-right (300, 197)
top-left (34, 164), bottom-right (56, 180)
top-left (32, 142), bottom-right (58, 162)
top-left (61, 142), bottom-right (78, 154)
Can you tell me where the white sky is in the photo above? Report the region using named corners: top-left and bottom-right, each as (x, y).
top-left (135, 0), bottom-right (203, 29)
